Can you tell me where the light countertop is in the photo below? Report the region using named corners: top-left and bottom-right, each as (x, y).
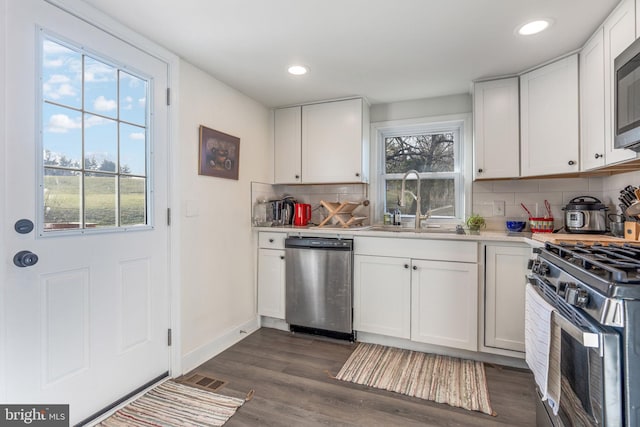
top-left (254, 225), bottom-right (535, 244)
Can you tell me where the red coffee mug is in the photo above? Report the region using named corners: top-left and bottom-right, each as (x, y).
top-left (294, 203), bottom-right (312, 226)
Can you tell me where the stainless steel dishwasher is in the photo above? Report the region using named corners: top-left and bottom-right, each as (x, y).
top-left (285, 237), bottom-right (354, 340)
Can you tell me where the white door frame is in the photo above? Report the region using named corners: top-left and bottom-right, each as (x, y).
top-left (0, 0), bottom-right (183, 403)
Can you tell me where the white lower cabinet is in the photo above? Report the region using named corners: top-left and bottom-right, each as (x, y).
top-left (353, 237), bottom-right (479, 352)
top-left (411, 259), bottom-right (478, 351)
top-left (257, 233), bottom-right (287, 319)
top-left (483, 243), bottom-right (531, 354)
top-left (353, 255), bottom-right (411, 339)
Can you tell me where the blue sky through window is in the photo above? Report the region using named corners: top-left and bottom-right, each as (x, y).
top-left (42, 37), bottom-right (148, 175)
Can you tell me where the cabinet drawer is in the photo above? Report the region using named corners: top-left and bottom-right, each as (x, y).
top-left (258, 232), bottom-right (287, 249)
top-left (354, 236), bottom-right (477, 263)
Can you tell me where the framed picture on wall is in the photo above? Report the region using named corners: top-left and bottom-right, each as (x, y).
top-left (198, 125), bottom-right (240, 180)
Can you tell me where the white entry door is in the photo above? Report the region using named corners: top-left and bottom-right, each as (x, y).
top-left (1, 1), bottom-right (171, 424)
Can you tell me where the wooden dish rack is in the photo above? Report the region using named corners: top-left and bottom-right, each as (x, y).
top-left (317, 200), bottom-right (367, 228)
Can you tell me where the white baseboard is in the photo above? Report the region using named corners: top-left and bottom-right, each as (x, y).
top-left (259, 316), bottom-right (289, 331)
top-left (181, 316), bottom-right (260, 375)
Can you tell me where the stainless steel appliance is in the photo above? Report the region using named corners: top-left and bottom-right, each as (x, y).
top-left (562, 196), bottom-right (608, 234)
top-left (528, 242), bottom-right (640, 426)
top-left (615, 36), bottom-right (640, 151)
top-left (285, 237), bottom-right (354, 340)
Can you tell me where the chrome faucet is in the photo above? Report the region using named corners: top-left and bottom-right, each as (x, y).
top-left (399, 169), bottom-right (429, 229)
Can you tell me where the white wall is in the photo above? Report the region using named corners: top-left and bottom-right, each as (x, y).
top-left (370, 93), bottom-right (472, 122)
top-left (179, 60), bottom-right (272, 372)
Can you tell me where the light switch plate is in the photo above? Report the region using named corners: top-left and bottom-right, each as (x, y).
top-left (493, 200), bottom-right (505, 217)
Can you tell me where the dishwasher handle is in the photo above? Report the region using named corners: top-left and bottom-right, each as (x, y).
top-left (285, 237), bottom-right (353, 250)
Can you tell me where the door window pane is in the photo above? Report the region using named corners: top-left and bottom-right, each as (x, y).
top-left (42, 39), bottom-right (82, 108)
top-left (85, 173), bottom-right (117, 227)
top-left (119, 71), bottom-right (147, 126)
top-left (41, 36), bottom-right (149, 232)
top-left (43, 103), bottom-right (82, 168)
top-left (84, 56), bottom-right (117, 119)
top-left (44, 169), bottom-right (81, 229)
top-left (85, 114), bottom-right (118, 171)
top-left (120, 176), bottom-right (146, 226)
top-left (119, 123), bottom-right (146, 175)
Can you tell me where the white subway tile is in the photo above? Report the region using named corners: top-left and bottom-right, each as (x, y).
top-left (492, 180), bottom-right (540, 192)
top-left (538, 178), bottom-right (591, 192)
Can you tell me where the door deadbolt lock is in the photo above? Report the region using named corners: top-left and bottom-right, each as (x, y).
top-left (13, 250), bottom-right (38, 268)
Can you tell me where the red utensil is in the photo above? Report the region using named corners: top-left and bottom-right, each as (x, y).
top-left (544, 200), bottom-right (552, 218)
top-left (520, 203), bottom-right (533, 217)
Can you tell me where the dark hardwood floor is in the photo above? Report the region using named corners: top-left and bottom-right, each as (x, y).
top-left (189, 328), bottom-right (537, 426)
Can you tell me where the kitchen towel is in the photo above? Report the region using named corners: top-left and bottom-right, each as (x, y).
top-left (524, 283), bottom-right (561, 414)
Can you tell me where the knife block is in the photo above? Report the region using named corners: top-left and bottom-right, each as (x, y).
top-left (624, 221), bottom-right (639, 241)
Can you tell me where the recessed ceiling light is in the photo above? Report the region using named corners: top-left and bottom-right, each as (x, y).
top-left (517, 19), bottom-right (551, 36)
top-left (287, 65), bottom-right (308, 75)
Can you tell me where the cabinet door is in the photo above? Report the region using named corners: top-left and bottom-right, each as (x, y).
top-left (411, 259), bottom-right (478, 351)
top-left (473, 78), bottom-right (520, 179)
top-left (604, 0), bottom-right (637, 165)
top-left (484, 245), bottom-right (530, 352)
top-left (353, 255), bottom-right (411, 339)
top-left (520, 55), bottom-right (579, 176)
top-left (302, 98), bottom-right (364, 183)
top-left (257, 248), bottom-right (286, 319)
top-left (580, 29), bottom-right (607, 171)
top-left (274, 106), bottom-right (302, 184)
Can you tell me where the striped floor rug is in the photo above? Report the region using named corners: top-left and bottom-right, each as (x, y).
top-left (335, 343), bottom-right (495, 416)
top-left (97, 380), bottom-right (245, 426)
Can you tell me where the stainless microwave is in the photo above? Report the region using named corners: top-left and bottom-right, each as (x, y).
top-left (615, 37), bottom-right (640, 152)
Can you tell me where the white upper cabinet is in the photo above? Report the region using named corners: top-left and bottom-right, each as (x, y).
top-left (604, 0), bottom-right (637, 164)
top-left (580, 28), bottom-right (607, 171)
top-left (274, 106), bottom-right (302, 184)
top-left (301, 98), bottom-right (369, 183)
top-left (520, 54), bottom-right (579, 177)
top-left (473, 78), bottom-right (520, 179)
top-left (274, 98), bottom-right (369, 184)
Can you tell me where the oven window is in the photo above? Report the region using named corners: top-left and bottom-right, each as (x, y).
top-left (560, 330), bottom-right (600, 426)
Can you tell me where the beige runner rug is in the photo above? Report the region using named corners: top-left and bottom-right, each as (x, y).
top-left (335, 343), bottom-right (495, 416)
top-left (97, 380), bottom-right (246, 426)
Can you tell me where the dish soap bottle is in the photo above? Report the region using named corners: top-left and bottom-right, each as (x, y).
top-left (393, 207), bottom-right (402, 226)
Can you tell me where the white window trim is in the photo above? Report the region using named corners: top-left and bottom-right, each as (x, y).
top-left (369, 113), bottom-right (473, 225)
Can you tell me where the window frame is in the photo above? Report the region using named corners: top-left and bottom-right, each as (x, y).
top-left (370, 113), bottom-right (472, 225)
top-left (36, 29), bottom-right (154, 237)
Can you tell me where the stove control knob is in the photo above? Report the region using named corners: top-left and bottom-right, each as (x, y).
top-left (537, 263), bottom-right (550, 276)
top-left (557, 281), bottom-right (569, 297)
top-left (565, 286), bottom-right (589, 308)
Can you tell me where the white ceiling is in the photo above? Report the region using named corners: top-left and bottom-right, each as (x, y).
top-left (80, 0), bottom-right (620, 108)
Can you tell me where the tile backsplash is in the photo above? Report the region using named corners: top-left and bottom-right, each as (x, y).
top-left (251, 182), bottom-right (369, 226)
top-left (473, 177), bottom-right (605, 231)
top-left (252, 173), bottom-right (640, 232)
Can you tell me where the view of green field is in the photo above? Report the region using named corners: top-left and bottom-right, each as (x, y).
top-left (44, 174), bottom-right (146, 228)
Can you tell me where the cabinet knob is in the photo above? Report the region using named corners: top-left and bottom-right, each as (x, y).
top-left (404, 264), bottom-right (409, 269)
top-left (269, 238), bottom-right (274, 243)
top-left (477, 168), bottom-right (483, 173)
top-left (280, 255), bottom-right (285, 260)
top-left (355, 172), bottom-right (360, 177)
top-left (594, 153), bottom-right (603, 159)
top-left (412, 265), bottom-right (418, 271)
top-left (568, 160), bottom-right (576, 166)
top-left (295, 174), bottom-right (300, 179)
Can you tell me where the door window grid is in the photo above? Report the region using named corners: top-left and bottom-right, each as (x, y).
top-left (40, 35), bottom-right (149, 232)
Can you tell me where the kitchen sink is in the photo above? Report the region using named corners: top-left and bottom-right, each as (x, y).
top-left (368, 225), bottom-right (461, 234)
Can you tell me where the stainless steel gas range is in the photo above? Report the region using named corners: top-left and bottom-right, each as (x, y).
top-left (527, 242), bottom-right (640, 427)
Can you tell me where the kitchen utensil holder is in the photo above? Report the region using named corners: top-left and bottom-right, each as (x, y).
top-left (530, 217), bottom-right (554, 233)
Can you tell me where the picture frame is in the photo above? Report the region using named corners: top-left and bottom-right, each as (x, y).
top-left (198, 125), bottom-right (240, 180)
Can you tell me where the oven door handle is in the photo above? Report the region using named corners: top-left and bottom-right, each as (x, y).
top-left (552, 311), bottom-right (600, 349)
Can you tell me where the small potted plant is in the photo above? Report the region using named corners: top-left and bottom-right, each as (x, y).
top-left (466, 214), bottom-right (486, 234)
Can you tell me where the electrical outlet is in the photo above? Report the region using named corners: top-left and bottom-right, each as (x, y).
top-left (493, 200), bottom-right (505, 217)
